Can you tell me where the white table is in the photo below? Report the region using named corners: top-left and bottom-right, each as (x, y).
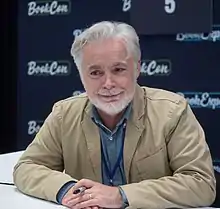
top-left (0, 184), bottom-right (66, 209)
top-left (0, 184), bottom-right (217, 209)
top-left (0, 151), bottom-right (66, 208)
top-left (0, 151), bottom-right (24, 184)
top-left (0, 151), bottom-right (219, 208)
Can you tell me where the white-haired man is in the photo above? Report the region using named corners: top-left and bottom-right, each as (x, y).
top-left (13, 21), bottom-right (216, 209)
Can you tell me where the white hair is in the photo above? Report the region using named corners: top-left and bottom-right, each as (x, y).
top-left (70, 21), bottom-right (141, 71)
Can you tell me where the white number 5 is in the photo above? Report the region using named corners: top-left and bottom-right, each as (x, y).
top-left (165, 0), bottom-right (176, 14)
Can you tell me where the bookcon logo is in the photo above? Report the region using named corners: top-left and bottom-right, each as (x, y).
top-left (122, 0), bottom-right (131, 12)
top-left (140, 59), bottom-right (172, 76)
top-left (73, 29), bottom-right (84, 39)
top-left (27, 60), bottom-right (71, 76)
top-left (28, 0), bottom-right (71, 16)
top-left (28, 120), bottom-right (43, 135)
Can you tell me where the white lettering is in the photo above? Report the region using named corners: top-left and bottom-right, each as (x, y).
top-left (178, 92), bottom-right (220, 109)
top-left (165, 0), bottom-right (176, 14)
top-left (73, 29), bottom-right (83, 38)
top-left (176, 31), bottom-right (220, 42)
top-left (141, 60), bottom-right (171, 76)
top-left (176, 33), bottom-right (202, 41)
top-left (122, 0), bottom-right (131, 12)
top-left (201, 93), bottom-right (220, 109)
top-left (28, 1), bottom-right (69, 16)
top-left (206, 30), bottom-right (220, 42)
top-left (214, 165), bottom-right (220, 173)
top-left (27, 61), bottom-right (70, 76)
top-left (72, 90), bottom-right (84, 97)
top-left (28, 121), bottom-right (42, 135)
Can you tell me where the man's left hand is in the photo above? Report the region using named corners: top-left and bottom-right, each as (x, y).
top-left (63, 179), bottom-right (123, 209)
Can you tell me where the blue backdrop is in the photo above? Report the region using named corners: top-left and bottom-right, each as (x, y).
top-left (17, 0), bottom-right (220, 182)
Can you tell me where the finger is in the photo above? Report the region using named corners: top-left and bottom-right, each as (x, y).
top-left (74, 179), bottom-right (96, 190)
top-left (83, 188), bottom-right (94, 195)
top-left (62, 193), bottom-right (83, 206)
top-left (67, 193), bottom-right (94, 208)
top-left (91, 207), bottom-right (99, 209)
top-left (74, 199), bottom-right (98, 209)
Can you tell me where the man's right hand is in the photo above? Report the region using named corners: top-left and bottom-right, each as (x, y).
top-left (61, 186), bottom-right (101, 209)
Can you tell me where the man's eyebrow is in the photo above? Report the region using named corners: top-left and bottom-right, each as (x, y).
top-left (87, 62), bottom-right (127, 70)
top-left (111, 62), bottom-right (127, 67)
top-left (88, 64), bottom-right (101, 70)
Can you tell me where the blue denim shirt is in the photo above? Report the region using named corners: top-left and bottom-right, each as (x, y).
top-left (57, 103), bottom-right (131, 207)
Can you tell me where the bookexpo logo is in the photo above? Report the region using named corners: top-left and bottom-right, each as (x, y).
top-left (140, 60), bottom-right (172, 76)
top-left (176, 26), bottom-right (220, 42)
top-left (28, 0), bottom-right (71, 16)
top-left (177, 92), bottom-right (220, 110)
top-left (214, 165), bottom-right (220, 174)
top-left (27, 61), bottom-right (71, 76)
top-left (28, 120), bottom-right (43, 135)
top-left (213, 159), bottom-right (220, 174)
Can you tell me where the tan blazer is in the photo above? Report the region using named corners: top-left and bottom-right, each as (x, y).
top-left (13, 85), bottom-right (216, 209)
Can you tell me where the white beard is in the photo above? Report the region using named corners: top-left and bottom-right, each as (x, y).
top-left (88, 90), bottom-right (135, 115)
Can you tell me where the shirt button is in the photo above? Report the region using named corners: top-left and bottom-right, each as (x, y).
top-left (109, 136), bottom-right (113, 140)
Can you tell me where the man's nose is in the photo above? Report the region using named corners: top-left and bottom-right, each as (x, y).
top-left (102, 74), bottom-right (115, 89)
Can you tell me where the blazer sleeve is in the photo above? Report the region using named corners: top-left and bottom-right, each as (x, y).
top-left (120, 98), bottom-right (216, 209)
top-left (13, 101), bottom-right (77, 203)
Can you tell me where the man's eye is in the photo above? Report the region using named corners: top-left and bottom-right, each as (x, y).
top-left (115, 68), bottom-right (125, 72)
top-left (90, 70), bottom-right (101, 76)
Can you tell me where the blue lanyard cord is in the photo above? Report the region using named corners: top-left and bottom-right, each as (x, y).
top-left (101, 122), bottom-right (126, 186)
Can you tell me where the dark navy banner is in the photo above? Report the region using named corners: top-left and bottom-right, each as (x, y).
top-left (18, 0), bottom-right (220, 191)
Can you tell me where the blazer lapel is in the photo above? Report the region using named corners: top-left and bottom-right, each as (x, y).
top-left (123, 85), bottom-right (146, 183)
top-left (123, 120), bottom-right (144, 183)
top-left (81, 105), bottom-right (102, 183)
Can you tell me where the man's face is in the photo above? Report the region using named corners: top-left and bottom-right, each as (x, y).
top-left (80, 38), bottom-right (140, 115)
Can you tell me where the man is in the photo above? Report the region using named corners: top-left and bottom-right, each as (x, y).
top-left (13, 21), bottom-right (216, 209)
